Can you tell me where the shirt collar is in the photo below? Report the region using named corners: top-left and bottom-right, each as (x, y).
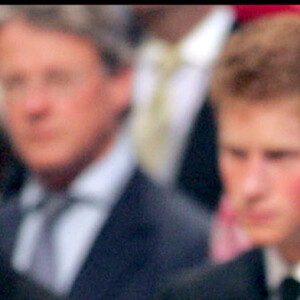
top-left (264, 247), bottom-right (290, 293)
top-left (264, 247), bottom-right (300, 293)
top-left (137, 6), bottom-right (236, 68)
top-left (180, 5), bottom-right (236, 67)
top-left (69, 124), bottom-right (136, 206)
top-left (20, 123), bottom-right (136, 211)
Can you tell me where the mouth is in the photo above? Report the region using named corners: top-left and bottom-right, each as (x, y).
top-left (242, 210), bottom-right (276, 226)
top-left (25, 129), bottom-right (57, 143)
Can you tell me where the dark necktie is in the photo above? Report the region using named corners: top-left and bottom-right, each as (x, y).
top-left (279, 277), bottom-right (300, 300)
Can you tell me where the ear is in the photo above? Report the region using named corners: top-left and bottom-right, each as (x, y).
top-left (109, 67), bottom-right (132, 115)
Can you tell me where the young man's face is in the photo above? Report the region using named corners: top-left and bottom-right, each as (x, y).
top-left (0, 19), bottom-right (131, 179)
top-left (219, 99), bottom-right (300, 248)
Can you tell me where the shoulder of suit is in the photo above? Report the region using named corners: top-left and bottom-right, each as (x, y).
top-left (160, 248), bottom-right (264, 300)
top-left (168, 248), bottom-right (262, 288)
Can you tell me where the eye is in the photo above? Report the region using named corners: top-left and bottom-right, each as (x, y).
top-left (221, 147), bottom-right (247, 159)
top-left (231, 149), bottom-right (247, 159)
top-left (2, 75), bottom-right (26, 91)
top-left (265, 150), bottom-right (300, 161)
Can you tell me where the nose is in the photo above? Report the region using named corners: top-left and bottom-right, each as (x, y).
top-left (242, 155), bottom-right (268, 202)
top-left (22, 81), bottom-right (51, 117)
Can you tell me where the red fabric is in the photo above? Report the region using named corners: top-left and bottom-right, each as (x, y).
top-left (232, 5), bottom-right (300, 23)
top-left (210, 195), bottom-right (253, 264)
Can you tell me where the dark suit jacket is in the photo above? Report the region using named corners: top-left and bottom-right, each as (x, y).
top-left (0, 169), bottom-right (211, 300)
top-left (0, 254), bottom-right (59, 300)
top-left (0, 129), bottom-right (26, 201)
top-left (159, 248), bottom-right (269, 300)
top-left (177, 100), bottom-right (221, 211)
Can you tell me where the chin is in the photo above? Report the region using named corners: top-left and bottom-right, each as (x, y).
top-left (30, 162), bottom-right (64, 176)
top-left (246, 228), bottom-right (283, 247)
top-left (25, 154), bottom-right (70, 174)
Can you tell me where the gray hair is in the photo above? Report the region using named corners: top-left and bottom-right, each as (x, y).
top-left (0, 5), bottom-right (132, 73)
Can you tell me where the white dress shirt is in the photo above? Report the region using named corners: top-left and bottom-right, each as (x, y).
top-left (12, 125), bottom-right (136, 296)
top-left (264, 247), bottom-right (300, 300)
top-left (131, 6), bottom-right (236, 184)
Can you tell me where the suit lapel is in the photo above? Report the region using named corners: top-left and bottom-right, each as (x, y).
top-left (0, 198), bottom-right (23, 260)
top-left (248, 249), bottom-right (268, 299)
top-left (225, 248), bottom-right (268, 300)
top-left (70, 170), bottom-right (156, 300)
top-left (177, 99), bottom-right (221, 211)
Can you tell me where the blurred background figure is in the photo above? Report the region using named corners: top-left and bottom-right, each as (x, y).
top-left (130, 5), bottom-right (236, 212)
top-left (0, 5), bottom-right (211, 300)
top-left (129, 5), bottom-right (249, 266)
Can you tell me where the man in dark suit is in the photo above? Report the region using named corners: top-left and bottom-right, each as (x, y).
top-left (160, 13), bottom-right (300, 300)
top-left (0, 5), bottom-right (211, 300)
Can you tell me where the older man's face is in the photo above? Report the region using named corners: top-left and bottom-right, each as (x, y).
top-left (0, 19), bottom-right (131, 180)
top-left (219, 99), bottom-right (300, 250)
